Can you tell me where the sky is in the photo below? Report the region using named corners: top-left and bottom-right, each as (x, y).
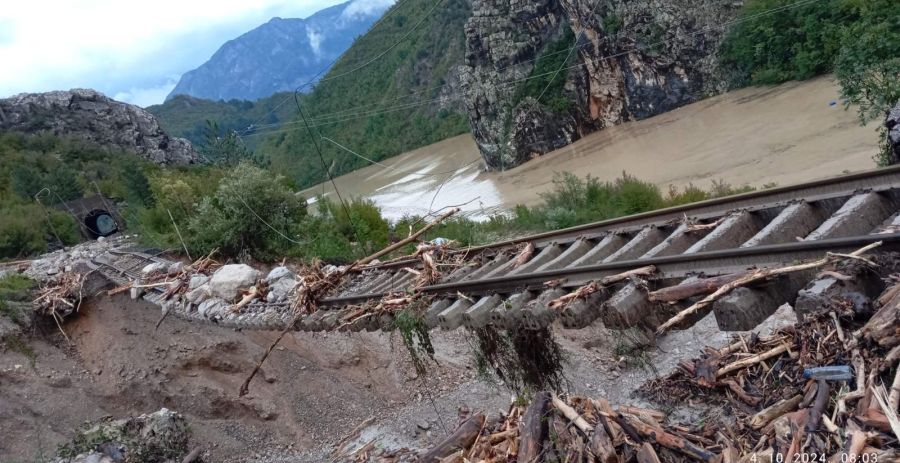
top-left (0, 0), bottom-right (368, 107)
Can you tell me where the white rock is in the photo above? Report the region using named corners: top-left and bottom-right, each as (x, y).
top-left (209, 264), bottom-right (260, 300)
top-left (266, 266), bottom-right (293, 283)
top-left (97, 236), bottom-right (106, 243)
top-left (268, 277), bottom-right (297, 302)
top-left (185, 284), bottom-right (210, 304)
top-left (141, 262), bottom-right (167, 276)
top-left (188, 274), bottom-right (210, 290)
top-left (166, 262), bottom-right (184, 276)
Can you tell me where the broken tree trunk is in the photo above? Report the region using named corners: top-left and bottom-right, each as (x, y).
top-left (359, 208), bottom-right (459, 266)
top-left (418, 412), bottom-right (485, 463)
top-left (637, 442), bottom-right (663, 463)
top-left (750, 395), bottom-right (803, 429)
top-left (649, 272), bottom-right (750, 303)
top-left (618, 413), bottom-right (716, 462)
top-left (861, 289), bottom-right (900, 348)
top-left (518, 391), bottom-right (551, 463)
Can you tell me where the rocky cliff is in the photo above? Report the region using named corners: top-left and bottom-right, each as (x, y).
top-left (887, 101), bottom-right (900, 165)
top-left (0, 89), bottom-right (199, 165)
top-left (461, 0), bottom-right (740, 170)
top-left (168, 0), bottom-right (392, 102)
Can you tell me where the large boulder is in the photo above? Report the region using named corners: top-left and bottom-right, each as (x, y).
top-left (0, 89), bottom-right (199, 165)
top-left (209, 264), bottom-right (260, 300)
top-left (886, 101), bottom-right (900, 165)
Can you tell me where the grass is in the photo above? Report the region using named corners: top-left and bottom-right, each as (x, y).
top-left (0, 273), bottom-right (37, 301)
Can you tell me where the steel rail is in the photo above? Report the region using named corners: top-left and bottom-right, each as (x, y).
top-left (321, 232), bottom-right (900, 305)
top-left (362, 165), bottom-right (900, 271)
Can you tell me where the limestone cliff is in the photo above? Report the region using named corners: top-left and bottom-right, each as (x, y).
top-left (0, 89), bottom-right (199, 165)
top-left (461, 0), bottom-right (741, 169)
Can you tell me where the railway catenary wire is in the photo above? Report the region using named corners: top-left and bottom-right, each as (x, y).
top-left (90, 165), bottom-right (900, 335)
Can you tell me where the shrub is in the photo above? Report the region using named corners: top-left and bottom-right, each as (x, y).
top-left (319, 196), bottom-right (389, 255)
top-left (0, 204), bottom-right (79, 259)
top-left (187, 163), bottom-right (307, 260)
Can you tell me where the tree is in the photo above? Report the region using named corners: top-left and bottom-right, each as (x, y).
top-left (45, 165), bottom-right (84, 203)
top-left (10, 165), bottom-right (44, 200)
top-left (187, 163), bottom-right (307, 259)
top-left (834, 0), bottom-right (900, 164)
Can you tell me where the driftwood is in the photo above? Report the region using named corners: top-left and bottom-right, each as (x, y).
top-left (861, 290), bottom-right (900, 348)
top-left (519, 392), bottom-right (551, 463)
top-left (549, 266), bottom-right (656, 310)
top-left (636, 442), bottom-right (662, 463)
top-left (418, 413), bottom-right (485, 463)
top-left (750, 395), bottom-right (803, 429)
top-left (590, 416), bottom-right (617, 463)
top-left (617, 412), bottom-right (716, 462)
top-left (552, 394), bottom-right (592, 434)
top-left (648, 271), bottom-right (750, 302)
top-left (716, 344), bottom-right (790, 377)
top-left (513, 242), bottom-right (536, 268)
top-left (358, 207), bottom-right (459, 266)
top-left (657, 241), bottom-right (882, 334)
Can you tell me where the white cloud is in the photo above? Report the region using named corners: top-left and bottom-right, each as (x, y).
top-left (0, 0), bottom-right (347, 105)
top-left (306, 27), bottom-right (323, 57)
top-left (340, 0), bottom-right (395, 20)
top-left (114, 79), bottom-right (178, 108)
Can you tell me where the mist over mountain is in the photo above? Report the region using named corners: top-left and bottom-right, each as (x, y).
top-left (166, 0), bottom-right (394, 102)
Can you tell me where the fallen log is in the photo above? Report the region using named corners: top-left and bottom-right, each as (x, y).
top-left (589, 417), bottom-right (617, 463)
top-left (716, 344), bottom-right (790, 378)
top-left (637, 442), bottom-right (663, 463)
top-left (358, 207), bottom-right (459, 266)
top-left (418, 413), bottom-right (485, 463)
top-left (649, 272), bottom-right (750, 303)
top-left (861, 291), bottom-right (900, 348)
top-left (518, 392), bottom-right (551, 463)
top-left (552, 394), bottom-right (592, 434)
top-left (618, 412), bottom-right (716, 462)
top-left (750, 395), bottom-right (803, 429)
top-left (657, 241), bottom-right (882, 334)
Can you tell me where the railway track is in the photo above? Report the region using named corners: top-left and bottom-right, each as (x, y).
top-left (89, 166), bottom-right (900, 335)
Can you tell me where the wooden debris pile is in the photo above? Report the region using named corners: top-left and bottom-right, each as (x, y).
top-left (411, 391), bottom-right (722, 463)
top-left (33, 272), bottom-right (86, 318)
top-left (643, 275), bottom-right (900, 461)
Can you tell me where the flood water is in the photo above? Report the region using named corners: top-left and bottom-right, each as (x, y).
top-left (302, 76), bottom-right (880, 221)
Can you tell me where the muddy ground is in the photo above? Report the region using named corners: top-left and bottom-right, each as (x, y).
top-left (1, 286), bottom-right (796, 462)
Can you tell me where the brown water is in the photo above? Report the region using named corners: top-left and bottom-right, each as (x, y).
top-left (303, 76), bottom-right (880, 220)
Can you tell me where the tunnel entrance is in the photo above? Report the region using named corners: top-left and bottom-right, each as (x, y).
top-left (84, 209), bottom-right (119, 238)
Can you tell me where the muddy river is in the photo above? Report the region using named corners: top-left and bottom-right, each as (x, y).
top-left (302, 76), bottom-right (881, 220)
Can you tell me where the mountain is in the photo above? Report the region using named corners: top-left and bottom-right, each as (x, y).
top-left (167, 0), bottom-right (394, 102)
top-left (0, 89), bottom-right (199, 165)
top-left (256, 0), bottom-right (472, 189)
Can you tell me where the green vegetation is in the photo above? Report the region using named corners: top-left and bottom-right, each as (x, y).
top-left (259, 0), bottom-right (472, 189)
top-left (149, 0), bottom-right (472, 191)
top-left (513, 27), bottom-right (576, 113)
top-left (0, 128), bottom-right (762, 267)
top-left (720, 0), bottom-right (900, 163)
top-left (147, 95), bottom-right (296, 148)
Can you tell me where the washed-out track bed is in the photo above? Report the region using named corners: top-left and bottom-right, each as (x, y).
top-left (92, 166), bottom-right (900, 335)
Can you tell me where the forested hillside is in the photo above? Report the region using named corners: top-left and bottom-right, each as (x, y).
top-left (147, 94), bottom-right (296, 147)
top-left (254, 0), bottom-right (472, 189)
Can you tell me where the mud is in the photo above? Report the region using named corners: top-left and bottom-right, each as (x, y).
top-left (305, 77), bottom-right (879, 219)
top-left (1, 286), bottom-right (796, 462)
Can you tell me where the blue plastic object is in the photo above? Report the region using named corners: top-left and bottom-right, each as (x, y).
top-left (803, 365), bottom-right (853, 381)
